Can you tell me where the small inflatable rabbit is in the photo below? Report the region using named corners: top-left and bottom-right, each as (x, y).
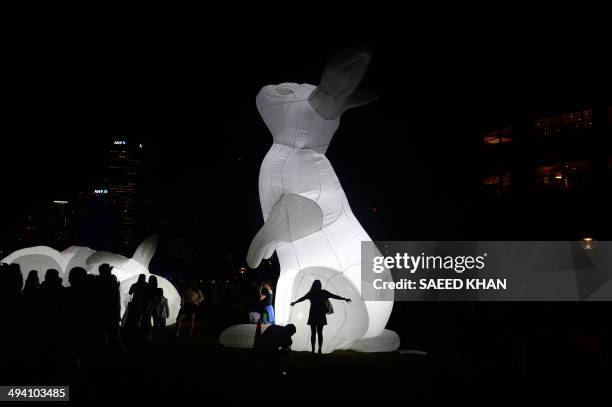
top-left (220, 47), bottom-right (399, 353)
top-left (1, 235), bottom-right (181, 324)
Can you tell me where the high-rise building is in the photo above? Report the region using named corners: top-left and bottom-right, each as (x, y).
top-left (107, 139), bottom-right (139, 254)
top-left (47, 200), bottom-right (72, 249)
top-left (72, 137), bottom-right (157, 255)
top-left (18, 206), bottom-right (42, 247)
top-left (12, 200), bottom-right (73, 251)
top-left (74, 187), bottom-right (116, 252)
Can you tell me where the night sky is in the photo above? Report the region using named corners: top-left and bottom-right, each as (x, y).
top-left (2, 20), bottom-right (610, 272)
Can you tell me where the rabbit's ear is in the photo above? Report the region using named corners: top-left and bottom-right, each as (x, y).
top-left (133, 235), bottom-right (158, 268)
top-left (341, 88), bottom-right (379, 113)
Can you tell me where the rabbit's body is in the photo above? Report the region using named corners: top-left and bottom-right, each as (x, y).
top-left (220, 83), bottom-right (398, 353)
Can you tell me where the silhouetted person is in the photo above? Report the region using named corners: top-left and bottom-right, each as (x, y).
top-left (146, 287), bottom-right (169, 344)
top-left (127, 274), bottom-right (148, 331)
top-left (38, 269), bottom-right (64, 378)
top-left (0, 263), bottom-right (24, 383)
top-left (2, 263), bottom-right (24, 300)
top-left (39, 269), bottom-right (64, 327)
top-left (176, 280), bottom-right (204, 337)
top-left (2, 263), bottom-right (24, 324)
top-left (23, 269), bottom-right (40, 296)
top-left (65, 267), bottom-right (93, 369)
top-left (147, 274), bottom-right (158, 292)
top-left (142, 275), bottom-right (158, 339)
top-left (95, 263), bottom-right (123, 352)
top-left (259, 282), bottom-right (275, 324)
top-left (290, 280), bottom-right (351, 355)
top-left (0, 262), bottom-right (24, 328)
top-left (255, 323), bottom-right (296, 375)
top-left (0, 263), bottom-right (23, 314)
top-left (22, 270), bottom-right (40, 322)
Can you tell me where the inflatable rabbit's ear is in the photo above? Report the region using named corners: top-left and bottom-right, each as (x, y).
top-left (132, 235), bottom-right (158, 268)
top-left (341, 88), bottom-right (379, 113)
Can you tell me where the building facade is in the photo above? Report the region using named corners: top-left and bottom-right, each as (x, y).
top-left (480, 102), bottom-right (612, 239)
top-left (73, 137), bottom-right (158, 255)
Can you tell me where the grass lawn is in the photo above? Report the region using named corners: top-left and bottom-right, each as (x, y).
top-left (81, 321), bottom-right (509, 403)
top-left (6, 317), bottom-right (607, 402)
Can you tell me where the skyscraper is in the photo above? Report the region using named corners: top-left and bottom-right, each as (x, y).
top-left (48, 200), bottom-right (72, 249)
top-left (107, 139), bottom-right (138, 254)
top-left (74, 187), bottom-right (115, 252)
top-left (73, 137), bottom-right (157, 255)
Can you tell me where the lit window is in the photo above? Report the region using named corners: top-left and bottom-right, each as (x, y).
top-left (535, 116), bottom-right (560, 137)
top-left (535, 108), bottom-right (593, 137)
top-left (483, 172), bottom-right (511, 196)
top-left (536, 161), bottom-right (590, 190)
top-left (583, 109), bottom-right (593, 128)
top-left (483, 127), bottom-right (513, 144)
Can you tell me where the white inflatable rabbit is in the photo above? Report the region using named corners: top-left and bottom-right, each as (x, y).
top-left (220, 48), bottom-right (399, 353)
top-left (1, 235), bottom-right (181, 324)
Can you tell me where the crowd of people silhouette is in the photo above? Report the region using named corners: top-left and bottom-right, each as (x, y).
top-left (0, 260), bottom-right (355, 398)
top-left (0, 262), bottom-right (176, 388)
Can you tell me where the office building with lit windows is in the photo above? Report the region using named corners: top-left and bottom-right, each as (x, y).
top-left (480, 102), bottom-right (611, 238)
top-left (48, 200), bottom-right (72, 248)
top-left (74, 138), bottom-right (157, 255)
top-left (107, 139), bottom-right (139, 253)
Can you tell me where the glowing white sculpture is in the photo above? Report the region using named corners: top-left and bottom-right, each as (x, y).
top-left (220, 48), bottom-right (399, 353)
top-left (1, 236), bottom-right (180, 324)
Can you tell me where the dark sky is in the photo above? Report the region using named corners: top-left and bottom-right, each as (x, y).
top-left (2, 19), bottom-right (610, 266)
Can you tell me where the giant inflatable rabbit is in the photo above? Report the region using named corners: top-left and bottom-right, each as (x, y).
top-left (1, 236), bottom-right (180, 324)
top-left (220, 47), bottom-right (399, 353)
